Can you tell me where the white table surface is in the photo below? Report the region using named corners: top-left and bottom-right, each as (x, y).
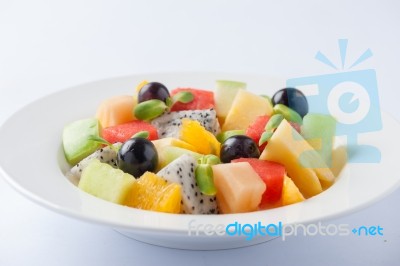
top-left (1, 1), bottom-right (400, 265)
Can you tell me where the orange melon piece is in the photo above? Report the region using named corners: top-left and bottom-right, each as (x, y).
top-left (96, 95), bottom-right (136, 128)
top-left (212, 162), bottom-right (266, 214)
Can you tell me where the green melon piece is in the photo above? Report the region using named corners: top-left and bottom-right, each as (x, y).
top-left (215, 80), bottom-right (246, 123)
top-left (157, 146), bottom-right (202, 171)
top-left (301, 114), bottom-right (336, 166)
top-left (63, 118), bottom-right (102, 165)
top-left (78, 159), bottom-right (135, 204)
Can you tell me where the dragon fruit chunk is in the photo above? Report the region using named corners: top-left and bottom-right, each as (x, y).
top-left (66, 143), bottom-right (121, 183)
top-left (157, 154), bottom-right (218, 214)
top-left (151, 109), bottom-right (220, 139)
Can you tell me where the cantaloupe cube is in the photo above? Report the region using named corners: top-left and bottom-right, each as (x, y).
top-left (260, 119), bottom-right (334, 198)
top-left (222, 90), bottom-right (273, 131)
top-left (96, 95), bottom-right (136, 128)
top-left (212, 162), bottom-right (266, 213)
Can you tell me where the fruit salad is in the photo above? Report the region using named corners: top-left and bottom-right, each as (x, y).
top-left (62, 80), bottom-right (345, 215)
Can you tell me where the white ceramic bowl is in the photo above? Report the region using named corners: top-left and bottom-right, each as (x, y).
top-left (0, 72), bottom-right (399, 250)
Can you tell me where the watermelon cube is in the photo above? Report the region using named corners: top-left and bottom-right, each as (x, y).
top-left (170, 88), bottom-right (215, 111)
top-left (102, 120), bottom-right (158, 143)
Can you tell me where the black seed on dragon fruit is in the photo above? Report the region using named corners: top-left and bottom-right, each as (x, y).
top-left (157, 154), bottom-right (219, 214)
top-left (66, 143), bottom-right (121, 184)
top-left (151, 109), bottom-right (220, 139)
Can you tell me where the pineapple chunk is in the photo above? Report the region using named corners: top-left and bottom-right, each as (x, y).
top-left (260, 119), bottom-right (334, 198)
top-left (152, 137), bottom-right (197, 153)
top-left (78, 159), bottom-right (135, 205)
top-left (127, 172), bottom-right (182, 214)
top-left (281, 175), bottom-right (305, 206)
top-left (222, 90), bottom-right (273, 131)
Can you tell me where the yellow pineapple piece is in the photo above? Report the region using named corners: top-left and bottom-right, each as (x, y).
top-left (222, 90), bottom-right (273, 131)
top-left (281, 175), bottom-right (305, 206)
top-left (152, 137), bottom-right (197, 153)
top-left (260, 119), bottom-right (334, 198)
top-left (179, 119), bottom-right (221, 156)
top-left (127, 172), bottom-right (182, 214)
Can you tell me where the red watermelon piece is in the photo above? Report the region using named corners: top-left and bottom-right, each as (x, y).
top-left (246, 115), bottom-right (301, 152)
top-left (102, 120), bottom-right (158, 143)
top-left (232, 158), bottom-right (285, 206)
top-left (170, 88), bottom-right (215, 111)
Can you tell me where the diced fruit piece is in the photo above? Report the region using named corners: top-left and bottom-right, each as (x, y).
top-left (157, 146), bottom-right (202, 170)
top-left (157, 154), bottom-right (218, 214)
top-left (212, 162), bottom-right (266, 213)
top-left (301, 114), bottom-right (336, 166)
top-left (246, 115), bottom-right (270, 152)
top-left (214, 80), bottom-right (246, 124)
top-left (170, 88), bottom-right (215, 111)
top-left (95, 95), bottom-right (136, 128)
top-left (222, 90), bottom-right (273, 131)
top-left (63, 118), bottom-right (102, 165)
top-left (272, 88), bottom-right (309, 118)
top-left (118, 137), bottom-right (158, 177)
top-left (151, 109), bottom-right (220, 138)
top-left (126, 172), bottom-right (181, 213)
top-left (246, 115), bottom-right (301, 152)
top-left (220, 135), bottom-right (260, 163)
top-left (232, 158), bottom-right (285, 206)
top-left (78, 159), bottom-right (135, 204)
top-left (260, 119), bottom-right (335, 198)
top-left (138, 82), bottom-right (170, 103)
top-left (152, 137), bottom-right (197, 153)
top-left (102, 120), bottom-right (158, 143)
top-left (281, 175), bottom-right (305, 206)
top-left (179, 119), bottom-right (221, 156)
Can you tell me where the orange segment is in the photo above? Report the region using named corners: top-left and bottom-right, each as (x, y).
top-left (127, 172), bottom-right (182, 214)
top-left (179, 119), bottom-right (221, 156)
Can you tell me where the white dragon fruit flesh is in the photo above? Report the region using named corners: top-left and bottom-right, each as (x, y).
top-left (157, 154), bottom-right (218, 214)
top-left (66, 143), bottom-right (121, 183)
top-left (151, 109), bottom-right (220, 139)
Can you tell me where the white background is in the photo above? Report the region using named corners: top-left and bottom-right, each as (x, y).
top-left (1, 1), bottom-right (400, 265)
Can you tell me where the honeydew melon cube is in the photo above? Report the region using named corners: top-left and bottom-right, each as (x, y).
top-left (301, 114), bottom-right (336, 166)
top-left (63, 118), bottom-right (102, 165)
top-left (215, 80), bottom-right (246, 124)
top-left (78, 159), bottom-right (136, 205)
